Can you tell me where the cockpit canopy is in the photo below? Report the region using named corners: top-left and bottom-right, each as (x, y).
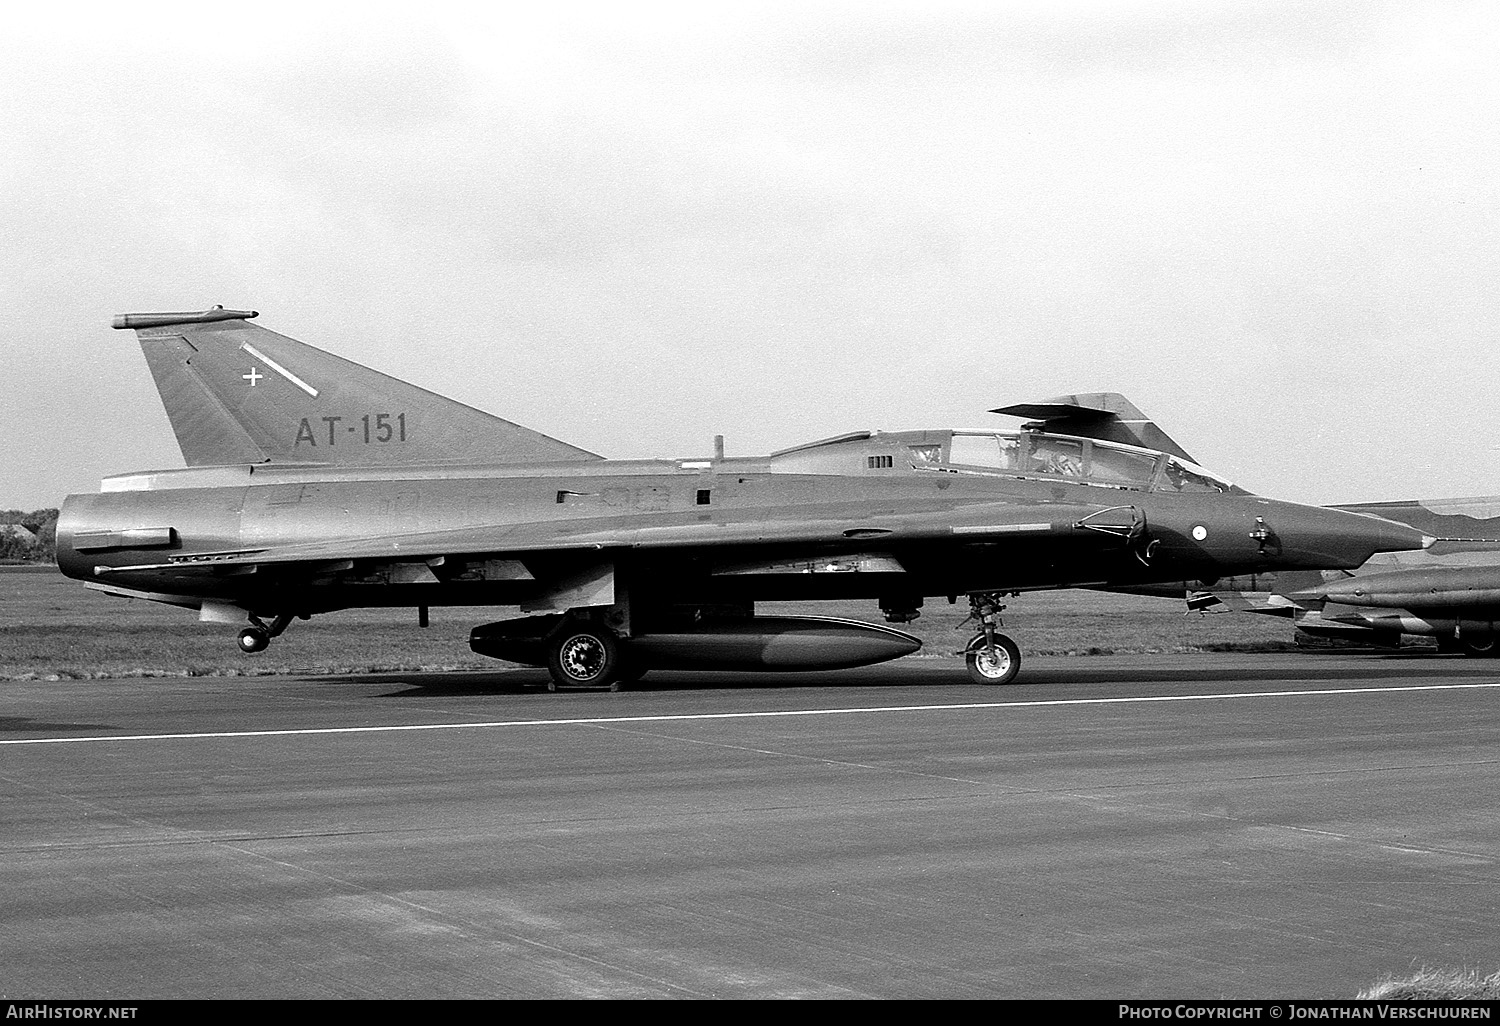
top-left (767, 427), bottom-right (1243, 494)
top-left (930, 430), bottom-right (1240, 494)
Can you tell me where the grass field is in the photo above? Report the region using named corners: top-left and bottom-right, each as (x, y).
top-left (0, 566), bottom-right (1322, 681)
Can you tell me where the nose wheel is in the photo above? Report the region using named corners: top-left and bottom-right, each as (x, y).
top-left (962, 592), bottom-right (1022, 685)
top-left (965, 631), bottom-right (1021, 684)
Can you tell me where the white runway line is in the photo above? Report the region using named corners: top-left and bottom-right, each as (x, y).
top-left (5, 681), bottom-right (1499, 747)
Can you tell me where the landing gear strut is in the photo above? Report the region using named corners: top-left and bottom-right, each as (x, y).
top-left (236, 612), bottom-right (296, 655)
top-left (962, 592), bottom-right (1021, 685)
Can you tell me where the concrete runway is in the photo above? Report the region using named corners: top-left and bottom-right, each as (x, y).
top-left (3, 653), bottom-right (1498, 999)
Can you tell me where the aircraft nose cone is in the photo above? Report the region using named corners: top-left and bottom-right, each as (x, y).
top-left (1267, 504), bottom-right (1431, 570)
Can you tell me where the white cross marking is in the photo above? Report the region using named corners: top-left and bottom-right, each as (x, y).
top-left (243, 367), bottom-right (263, 386)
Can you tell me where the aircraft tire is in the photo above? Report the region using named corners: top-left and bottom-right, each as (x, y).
top-left (237, 626), bottom-right (270, 654)
top-left (1459, 635), bottom-right (1500, 658)
top-left (546, 623), bottom-right (623, 689)
top-left (965, 632), bottom-right (1021, 685)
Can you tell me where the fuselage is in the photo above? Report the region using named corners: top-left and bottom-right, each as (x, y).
top-left (57, 427), bottom-right (1428, 620)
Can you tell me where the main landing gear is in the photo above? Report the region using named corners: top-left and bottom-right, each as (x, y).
top-left (963, 592), bottom-right (1021, 685)
top-left (545, 620), bottom-right (637, 691)
top-left (236, 612), bottom-right (297, 655)
top-left (1449, 634), bottom-right (1500, 658)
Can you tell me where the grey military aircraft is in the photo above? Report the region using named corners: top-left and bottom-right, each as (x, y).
top-left (56, 307), bottom-right (1435, 689)
top-left (1193, 497), bottom-right (1500, 655)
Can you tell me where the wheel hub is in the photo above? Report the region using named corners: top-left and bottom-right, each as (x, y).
top-left (973, 646), bottom-right (1012, 678)
top-left (559, 634), bottom-right (608, 681)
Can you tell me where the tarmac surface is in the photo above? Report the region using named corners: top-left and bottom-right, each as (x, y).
top-left (3, 653), bottom-right (1499, 999)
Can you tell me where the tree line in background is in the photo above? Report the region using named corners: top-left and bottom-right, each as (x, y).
top-left (0, 509), bottom-right (59, 563)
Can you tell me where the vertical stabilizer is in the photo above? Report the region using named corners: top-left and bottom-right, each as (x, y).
top-left (990, 393), bottom-right (1195, 462)
top-left (114, 308), bottom-right (602, 467)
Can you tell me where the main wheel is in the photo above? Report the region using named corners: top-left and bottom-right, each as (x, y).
top-left (1460, 634), bottom-right (1500, 657)
top-left (237, 626), bottom-right (270, 654)
top-left (965, 631), bottom-right (1021, 685)
top-left (546, 623), bottom-right (622, 689)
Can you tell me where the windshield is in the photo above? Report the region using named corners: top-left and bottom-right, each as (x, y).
top-left (1157, 455), bottom-right (1235, 494)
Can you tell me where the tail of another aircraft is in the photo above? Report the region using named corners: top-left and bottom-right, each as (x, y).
top-left (989, 393), bottom-right (1196, 463)
top-left (1333, 498), bottom-right (1500, 553)
top-left (114, 307), bottom-right (601, 467)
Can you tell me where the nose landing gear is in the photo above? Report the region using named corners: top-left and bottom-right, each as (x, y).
top-left (962, 592), bottom-right (1021, 685)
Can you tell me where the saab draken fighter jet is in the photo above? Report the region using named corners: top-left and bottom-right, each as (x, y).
top-left (57, 308), bottom-right (1434, 689)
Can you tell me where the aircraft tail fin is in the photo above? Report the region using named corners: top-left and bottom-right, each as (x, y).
top-left (990, 393), bottom-right (1195, 462)
top-left (114, 308), bottom-right (602, 467)
top-left (1333, 498), bottom-right (1500, 549)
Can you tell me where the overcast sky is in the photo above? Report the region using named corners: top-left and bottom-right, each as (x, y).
top-left (3, 0), bottom-right (1497, 510)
